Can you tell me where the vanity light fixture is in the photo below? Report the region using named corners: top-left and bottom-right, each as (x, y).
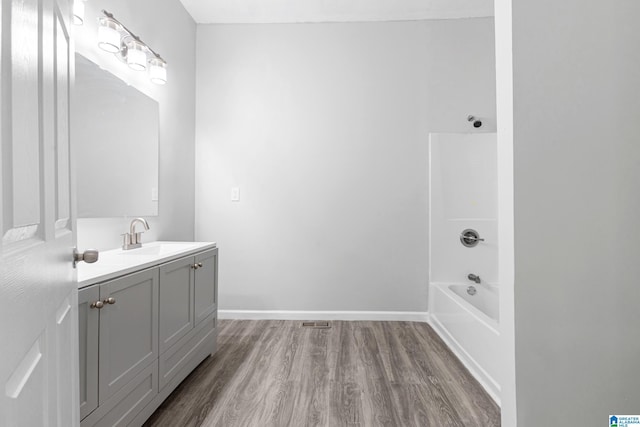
top-left (73, 0), bottom-right (86, 26)
top-left (97, 10), bottom-right (168, 85)
top-left (149, 57), bottom-right (167, 85)
top-left (126, 39), bottom-right (147, 71)
top-left (97, 16), bottom-right (122, 53)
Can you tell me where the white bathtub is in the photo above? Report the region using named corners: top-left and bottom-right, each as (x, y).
top-left (428, 283), bottom-right (501, 405)
top-left (449, 284), bottom-right (499, 322)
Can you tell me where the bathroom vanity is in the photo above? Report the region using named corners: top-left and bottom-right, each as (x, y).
top-left (77, 241), bottom-right (218, 427)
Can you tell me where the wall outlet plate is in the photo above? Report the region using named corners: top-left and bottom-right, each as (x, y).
top-left (231, 187), bottom-right (240, 202)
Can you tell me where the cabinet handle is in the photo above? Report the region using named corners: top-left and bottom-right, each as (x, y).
top-left (197, 263), bottom-right (203, 268)
top-left (104, 297), bottom-right (116, 305)
top-left (90, 301), bottom-right (104, 309)
top-left (191, 264), bottom-right (199, 269)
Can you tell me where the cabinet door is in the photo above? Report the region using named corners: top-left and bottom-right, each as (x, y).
top-left (194, 249), bottom-right (218, 325)
top-left (159, 256), bottom-right (194, 354)
top-left (92, 361), bottom-right (158, 427)
top-left (79, 286), bottom-right (99, 420)
top-left (98, 268), bottom-right (159, 404)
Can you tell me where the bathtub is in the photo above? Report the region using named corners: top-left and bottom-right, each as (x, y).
top-left (428, 283), bottom-right (501, 405)
top-left (449, 284), bottom-right (499, 322)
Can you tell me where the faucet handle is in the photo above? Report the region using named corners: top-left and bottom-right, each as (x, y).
top-left (121, 233), bottom-right (133, 250)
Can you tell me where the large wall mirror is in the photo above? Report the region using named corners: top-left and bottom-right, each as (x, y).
top-left (73, 54), bottom-right (159, 218)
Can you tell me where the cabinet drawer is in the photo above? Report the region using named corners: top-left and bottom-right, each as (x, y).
top-left (82, 360), bottom-right (158, 427)
top-left (159, 315), bottom-right (216, 391)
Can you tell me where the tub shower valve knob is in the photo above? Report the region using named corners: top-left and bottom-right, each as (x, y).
top-left (460, 229), bottom-right (484, 248)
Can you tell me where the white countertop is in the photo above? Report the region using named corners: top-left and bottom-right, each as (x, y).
top-left (77, 241), bottom-right (217, 289)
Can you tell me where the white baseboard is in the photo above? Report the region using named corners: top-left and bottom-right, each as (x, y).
top-left (218, 310), bottom-right (429, 322)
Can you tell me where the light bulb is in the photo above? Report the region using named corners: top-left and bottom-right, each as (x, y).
top-left (149, 57), bottom-right (167, 85)
top-left (126, 40), bottom-right (147, 71)
top-left (73, 0), bottom-right (84, 25)
top-left (98, 17), bottom-right (121, 53)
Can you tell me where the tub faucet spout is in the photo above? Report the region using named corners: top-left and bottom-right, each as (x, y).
top-left (468, 273), bottom-right (481, 284)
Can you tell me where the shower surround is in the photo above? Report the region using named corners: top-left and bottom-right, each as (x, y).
top-left (428, 132), bottom-right (500, 403)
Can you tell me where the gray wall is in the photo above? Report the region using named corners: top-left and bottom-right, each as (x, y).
top-left (76, 0), bottom-right (196, 251)
top-left (195, 19), bottom-right (496, 312)
top-left (512, 0), bottom-right (640, 424)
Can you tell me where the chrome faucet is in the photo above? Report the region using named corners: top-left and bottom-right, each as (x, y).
top-left (467, 273), bottom-right (481, 284)
top-left (122, 217), bottom-right (150, 250)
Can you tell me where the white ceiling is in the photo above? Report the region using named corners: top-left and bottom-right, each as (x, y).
top-left (178, 0), bottom-right (494, 24)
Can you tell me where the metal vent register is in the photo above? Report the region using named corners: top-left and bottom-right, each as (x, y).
top-left (301, 321), bottom-right (331, 329)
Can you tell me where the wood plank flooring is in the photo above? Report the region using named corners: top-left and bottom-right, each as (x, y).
top-left (144, 320), bottom-right (500, 427)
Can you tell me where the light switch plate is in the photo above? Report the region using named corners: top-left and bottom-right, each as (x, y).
top-left (231, 187), bottom-right (240, 202)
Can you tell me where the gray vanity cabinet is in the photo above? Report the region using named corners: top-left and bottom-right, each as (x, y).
top-left (79, 246), bottom-right (218, 427)
top-left (78, 286), bottom-right (99, 420)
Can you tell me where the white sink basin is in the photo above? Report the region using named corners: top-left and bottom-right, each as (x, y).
top-left (117, 242), bottom-right (199, 257)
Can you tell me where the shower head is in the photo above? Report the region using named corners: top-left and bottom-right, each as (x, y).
top-left (467, 115), bottom-right (483, 128)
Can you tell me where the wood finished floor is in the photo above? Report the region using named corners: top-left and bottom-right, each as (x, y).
top-left (144, 320), bottom-right (500, 427)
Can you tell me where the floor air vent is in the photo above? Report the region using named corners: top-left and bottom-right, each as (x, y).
top-left (301, 321), bottom-right (331, 329)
